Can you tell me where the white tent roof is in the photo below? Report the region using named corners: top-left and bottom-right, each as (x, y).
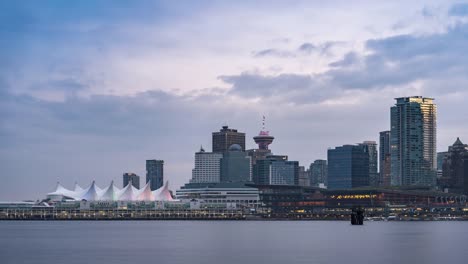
top-left (47, 180), bottom-right (174, 201)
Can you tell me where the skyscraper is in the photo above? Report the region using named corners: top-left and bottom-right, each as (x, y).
top-left (298, 166), bottom-right (310, 187)
top-left (360, 141), bottom-right (378, 187)
top-left (328, 144), bottom-right (370, 190)
top-left (310, 160), bottom-right (328, 187)
top-left (190, 146), bottom-right (223, 183)
top-left (440, 138), bottom-right (468, 194)
top-left (146, 160), bottom-right (164, 191)
top-left (437, 151), bottom-right (449, 179)
top-left (379, 131), bottom-right (391, 186)
top-left (253, 156), bottom-right (298, 186)
top-left (212, 125), bottom-right (245, 153)
top-left (270, 160), bottom-right (299, 185)
top-left (390, 96), bottom-right (437, 187)
top-left (220, 144), bottom-right (252, 183)
top-left (123, 173), bottom-right (140, 189)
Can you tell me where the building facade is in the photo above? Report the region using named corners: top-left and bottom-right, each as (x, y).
top-left (379, 131), bottom-right (391, 186)
top-left (212, 125), bottom-right (246, 153)
top-left (298, 166), bottom-right (310, 187)
top-left (390, 96), bottom-right (437, 187)
top-left (146, 160), bottom-right (164, 191)
top-left (437, 151), bottom-right (449, 179)
top-left (123, 173), bottom-right (140, 189)
top-left (190, 147), bottom-right (223, 183)
top-left (270, 160), bottom-right (299, 186)
top-left (440, 138), bottom-right (468, 194)
top-left (361, 141), bottom-right (378, 187)
top-left (328, 144), bottom-right (370, 190)
top-left (310, 160), bottom-right (328, 187)
top-left (220, 144), bottom-right (252, 183)
top-left (252, 155), bottom-right (295, 185)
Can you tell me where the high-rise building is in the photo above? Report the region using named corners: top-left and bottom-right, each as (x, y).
top-left (360, 141), bottom-right (378, 187)
top-left (440, 138), bottom-right (468, 194)
top-left (146, 160), bottom-right (164, 191)
top-left (253, 155), bottom-right (288, 185)
top-left (220, 144), bottom-right (252, 183)
top-left (379, 131), bottom-right (391, 186)
top-left (123, 173), bottom-right (140, 189)
top-left (190, 146), bottom-right (223, 183)
top-left (270, 160), bottom-right (299, 185)
top-left (328, 144), bottom-right (370, 190)
top-left (310, 160), bottom-right (328, 187)
top-left (253, 156), bottom-right (299, 186)
top-left (437, 151), bottom-right (449, 179)
top-left (298, 166), bottom-right (310, 187)
top-left (212, 125), bottom-right (245, 153)
top-left (390, 96), bottom-right (437, 187)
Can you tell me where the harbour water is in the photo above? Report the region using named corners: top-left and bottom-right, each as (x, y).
top-left (1, 221), bottom-right (467, 264)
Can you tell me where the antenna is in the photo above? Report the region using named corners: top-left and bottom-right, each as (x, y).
top-left (262, 115), bottom-right (265, 130)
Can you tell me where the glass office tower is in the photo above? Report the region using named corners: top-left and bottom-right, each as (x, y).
top-left (390, 96), bottom-right (437, 187)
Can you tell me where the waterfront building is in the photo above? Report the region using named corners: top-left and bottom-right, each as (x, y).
top-left (146, 160), bottom-right (164, 191)
top-left (298, 166), bottom-right (310, 187)
top-left (379, 131), bottom-right (391, 186)
top-left (328, 144), bottom-right (370, 190)
top-left (123, 173), bottom-right (140, 189)
top-left (360, 141), bottom-right (378, 187)
top-left (220, 144), bottom-right (252, 183)
top-left (176, 182), bottom-right (260, 209)
top-left (212, 125), bottom-right (245, 153)
top-left (190, 146), bottom-right (223, 183)
top-left (310, 160), bottom-right (328, 187)
top-left (440, 138), bottom-right (468, 194)
top-left (390, 96), bottom-right (437, 187)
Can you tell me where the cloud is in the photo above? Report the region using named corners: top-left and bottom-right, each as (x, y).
top-left (448, 3), bottom-right (468, 16)
top-left (2, 1), bottom-right (468, 201)
top-left (298, 43), bottom-right (316, 53)
top-left (329, 52), bottom-right (359, 67)
top-left (220, 72), bottom-right (320, 99)
top-left (253, 48), bottom-right (295, 58)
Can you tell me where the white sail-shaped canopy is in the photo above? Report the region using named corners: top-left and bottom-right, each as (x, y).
top-left (47, 182), bottom-right (77, 199)
top-left (73, 182), bottom-right (84, 193)
top-left (79, 181), bottom-right (100, 201)
top-left (137, 181), bottom-right (155, 201)
top-left (99, 181), bottom-right (120, 201)
top-left (47, 180), bottom-right (174, 201)
top-left (118, 182), bottom-right (139, 201)
top-left (153, 181), bottom-right (174, 201)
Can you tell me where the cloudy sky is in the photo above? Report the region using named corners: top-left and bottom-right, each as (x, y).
top-left (1, 0), bottom-right (468, 200)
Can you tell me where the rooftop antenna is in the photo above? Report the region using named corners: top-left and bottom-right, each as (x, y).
top-left (262, 115), bottom-right (266, 131)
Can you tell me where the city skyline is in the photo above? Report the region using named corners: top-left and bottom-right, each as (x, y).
top-left (2, 1), bottom-right (468, 200)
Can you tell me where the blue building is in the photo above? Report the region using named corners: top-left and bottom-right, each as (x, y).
top-left (220, 144), bottom-right (252, 183)
top-left (328, 144), bottom-right (370, 189)
top-left (146, 160), bottom-right (164, 191)
top-left (253, 155), bottom-right (299, 186)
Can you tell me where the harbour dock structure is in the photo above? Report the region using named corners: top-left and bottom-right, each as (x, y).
top-left (0, 201), bottom-right (246, 220)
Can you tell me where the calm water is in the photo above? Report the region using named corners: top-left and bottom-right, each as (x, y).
top-left (0, 221), bottom-right (467, 264)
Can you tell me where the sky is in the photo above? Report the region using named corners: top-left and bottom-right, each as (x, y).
top-left (1, 0), bottom-right (468, 200)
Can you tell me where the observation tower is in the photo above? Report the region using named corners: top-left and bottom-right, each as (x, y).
top-left (253, 116), bottom-right (274, 150)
